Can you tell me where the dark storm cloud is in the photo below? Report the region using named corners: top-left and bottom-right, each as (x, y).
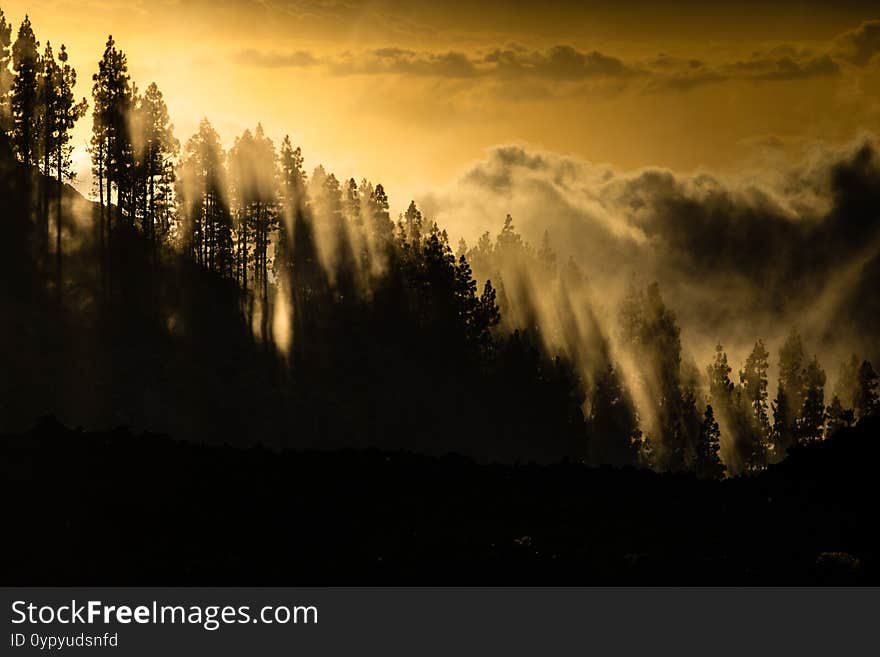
top-left (833, 19), bottom-right (880, 65)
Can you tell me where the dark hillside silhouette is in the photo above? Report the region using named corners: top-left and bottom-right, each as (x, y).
top-left (2, 416), bottom-right (877, 584)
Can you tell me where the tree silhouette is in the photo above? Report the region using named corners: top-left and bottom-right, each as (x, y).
top-left (588, 363), bottom-right (644, 467)
top-left (91, 35), bottom-right (133, 238)
top-left (705, 341), bottom-right (771, 474)
top-left (229, 124), bottom-right (278, 329)
top-left (695, 404), bottom-right (725, 479)
top-left (275, 135), bottom-right (307, 289)
top-left (833, 355), bottom-right (861, 415)
top-left (854, 360), bottom-right (879, 420)
top-left (0, 9), bottom-right (12, 131)
top-left (37, 41), bottom-right (57, 247)
top-left (795, 356), bottom-right (826, 445)
top-left (178, 119), bottom-right (232, 276)
top-left (706, 342), bottom-right (747, 472)
top-left (826, 395), bottom-right (854, 435)
top-left (11, 15), bottom-right (39, 169)
top-left (707, 343), bottom-right (734, 401)
top-left (50, 43), bottom-right (87, 288)
top-left (368, 183), bottom-right (393, 243)
top-left (772, 329), bottom-right (805, 456)
top-left (137, 82), bottom-right (177, 244)
top-left (620, 282), bottom-right (700, 472)
top-left (537, 230), bottom-right (557, 278)
top-left (401, 199), bottom-right (423, 246)
top-left (739, 339), bottom-right (770, 467)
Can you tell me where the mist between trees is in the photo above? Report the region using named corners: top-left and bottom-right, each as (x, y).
top-left (0, 12), bottom-right (877, 477)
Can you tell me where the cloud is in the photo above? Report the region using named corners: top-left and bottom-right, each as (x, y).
top-left (233, 18), bottom-right (874, 97)
top-left (725, 50), bottom-right (840, 81)
top-left (833, 19), bottom-right (880, 66)
top-left (331, 47), bottom-right (479, 77)
top-left (324, 44), bottom-right (637, 79)
top-left (483, 45), bottom-right (640, 79)
top-left (234, 41), bottom-right (638, 80)
top-left (419, 139), bottom-right (880, 364)
top-left (643, 46), bottom-right (841, 92)
top-left (239, 48), bottom-right (318, 68)
top-left (237, 39), bottom-right (845, 92)
top-left (643, 70), bottom-right (728, 92)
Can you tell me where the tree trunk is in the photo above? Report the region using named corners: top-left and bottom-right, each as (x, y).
top-left (149, 170), bottom-right (155, 244)
top-left (106, 171), bottom-right (112, 242)
top-left (56, 143), bottom-right (63, 298)
top-left (106, 170), bottom-right (113, 297)
top-left (97, 150), bottom-right (105, 267)
top-left (43, 143), bottom-right (50, 259)
top-left (242, 212), bottom-right (248, 290)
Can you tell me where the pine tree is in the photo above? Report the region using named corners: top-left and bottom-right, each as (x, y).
top-left (322, 172), bottom-right (342, 223)
top-left (795, 356), bottom-right (826, 445)
top-left (279, 136), bottom-right (306, 202)
top-left (11, 15), bottom-right (40, 167)
top-left (695, 404), bottom-right (725, 479)
top-left (740, 340), bottom-right (771, 434)
top-left (826, 395), bottom-right (854, 436)
top-left (537, 230), bottom-right (557, 278)
top-left (619, 282), bottom-right (695, 472)
top-left (343, 177), bottom-right (360, 224)
top-left (738, 339), bottom-right (770, 470)
top-left (358, 178), bottom-right (374, 223)
top-left (0, 9), bottom-right (13, 132)
top-left (89, 50), bottom-right (108, 263)
top-left (707, 343), bottom-right (734, 402)
top-left (37, 41), bottom-right (58, 251)
top-left (229, 124), bottom-right (278, 297)
top-left (588, 363), bottom-right (643, 467)
top-left (178, 119), bottom-right (231, 273)
top-left (50, 44), bottom-right (87, 288)
top-left (91, 36), bottom-right (133, 234)
top-left (250, 124), bottom-right (278, 304)
top-left (707, 342), bottom-right (756, 474)
top-left (495, 214), bottom-right (526, 259)
top-left (139, 82), bottom-right (177, 243)
top-left (369, 183), bottom-right (393, 242)
top-left (854, 360), bottom-right (879, 419)
top-left (772, 329), bottom-right (805, 455)
top-left (402, 200), bottom-right (422, 245)
top-left (275, 135), bottom-right (307, 285)
top-left (834, 355), bottom-right (860, 410)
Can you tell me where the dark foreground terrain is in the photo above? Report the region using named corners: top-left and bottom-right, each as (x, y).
top-left (2, 417), bottom-right (878, 584)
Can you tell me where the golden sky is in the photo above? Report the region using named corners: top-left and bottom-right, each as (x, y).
top-left (3, 0), bottom-right (880, 212)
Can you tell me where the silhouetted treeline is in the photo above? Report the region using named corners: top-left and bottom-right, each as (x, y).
top-left (1, 16), bottom-right (877, 474)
